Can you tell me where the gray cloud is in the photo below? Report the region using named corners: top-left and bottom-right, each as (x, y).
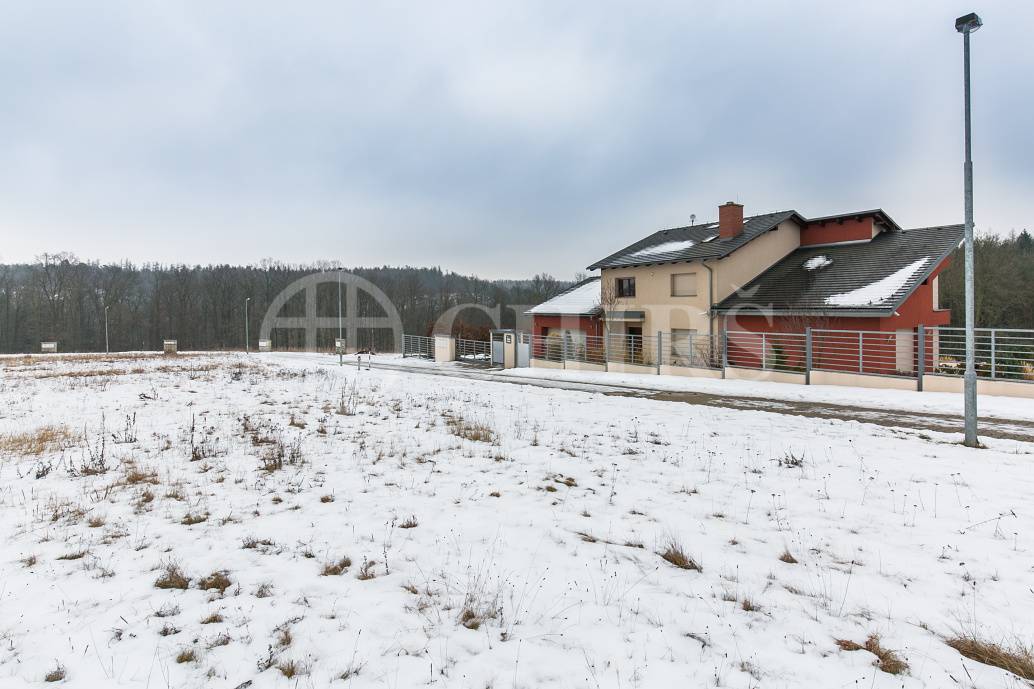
top-left (1, 1), bottom-right (1031, 278)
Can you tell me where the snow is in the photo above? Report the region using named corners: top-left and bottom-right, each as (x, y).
top-left (825, 258), bottom-right (930, 307)
top-left (2, 352), bottom-right (1033, 688)
top-left (629, 238), bottom-right (696, 258)
top-left (526, 278), bottom-right (600, 315)
top-left (496, 366), bottom-right (1034, 421)
top-left (803, 255), bottom-right (832, 270)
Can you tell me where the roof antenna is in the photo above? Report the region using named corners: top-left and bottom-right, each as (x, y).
top-left (690, 213), bottom-right (696, 226)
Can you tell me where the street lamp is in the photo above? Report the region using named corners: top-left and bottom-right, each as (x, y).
top-left (338, 269), bottom-right (343, 366)
top-left (956, 11), bottom-right (981, 447)
top-left (104, 305), bottom-right (110, 354)
top-left (245, 297), bottom-right (251, 354)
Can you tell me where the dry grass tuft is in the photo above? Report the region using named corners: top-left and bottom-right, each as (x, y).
top-left (945, 634), bottom-right (1034, 680)
top-left (660, 539), bottom-right (702, 572)
top-left (836, 634), bottom-right (908, 675)
top-left (200, 612), bottom-right (224, 624)
top-left (180, 512), bottom-right (208, 526)
top-left (198, 570), bottom-right (232, 594)
top-left (399, 516), bottom-right (418, 529)
top-left (740, 598), bottom-right (762, 612)
top-left (175, 647), bottom-right (197, 664)
top-left (21, 554), bottom-right (38, 567)
top-left (277, 659), bottom-right (309, 678)
top-left (155, 562), bottom-right (190, 590)
top-left (321, 556), bottom-right (352, 576)
top-left (44, 664), bottom-right (66, 682)
top-left (356, 559), bottom-right (377, 580)
top-left (0, 425), bottom-right (76, 456)
top-left (778, 549), bottom-right (799, 564)
top-left (56, 549), bottom-right (89, 561)
top-left (444, 413), bottom-right (496, 443)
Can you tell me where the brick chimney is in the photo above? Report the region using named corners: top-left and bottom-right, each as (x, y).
top-left (718, 202), bottom-right (744, 239)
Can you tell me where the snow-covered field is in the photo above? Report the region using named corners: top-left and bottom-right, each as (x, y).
top-left (1, 352), bottom-right (1032, 688)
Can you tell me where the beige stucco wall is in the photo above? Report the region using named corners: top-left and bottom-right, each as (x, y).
top-left (923, 374), bottom-right (1034, 399)
top-left (606, 361), bottom-right (657, 375)
top-left (601, 220), bottom-right (801, 337)
top-left (434, 336), bottom-right (455, 363)
top-left (725, 366), bottom-right (806, 385)
top-left (565, 360), bottom-right (606, 372)
top-left (659, 365), bottom-right (724, 380)
top-left (530, 358), bottom-right (563, 370)
top-left (811, 370), bottom-right (918, 391)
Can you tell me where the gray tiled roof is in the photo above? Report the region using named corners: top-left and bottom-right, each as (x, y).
top-left (714, 224), bottom-right (964, 316)
top-left (587, 210), bottom-right (804, 270)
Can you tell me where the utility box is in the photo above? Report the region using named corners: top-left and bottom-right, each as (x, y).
top-left (163, 339), bottom-right (178, 355)
top-left (490, 329), bottom-right (518, 368)
top-left (258, 339), bottom-right (272, 352)
top-left (41, 341), bottom-right (57, 354)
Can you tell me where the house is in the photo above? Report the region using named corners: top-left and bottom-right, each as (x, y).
top-left (530, 202), bottom-right (963, 374)
top-left (525, 277), bottom-right (604, 359)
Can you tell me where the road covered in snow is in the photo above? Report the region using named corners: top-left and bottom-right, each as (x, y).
top-left (1, 352), bottom-right (1032, 688)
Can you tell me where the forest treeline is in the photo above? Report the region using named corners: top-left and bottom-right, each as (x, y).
top-left (0, 256), bottom-right (566, 353)
top-left (0, 230), bottom-right (1030, 354)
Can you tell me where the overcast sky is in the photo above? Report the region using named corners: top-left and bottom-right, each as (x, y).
top-left (1, 1), bottom-right (1031, 279)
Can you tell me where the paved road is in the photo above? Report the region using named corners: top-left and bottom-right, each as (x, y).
top-left (287, 354), bottom-right (1034, 444)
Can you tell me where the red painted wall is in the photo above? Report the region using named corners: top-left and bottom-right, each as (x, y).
top-left (531, 315), bottom-right (603, 338)
top-left (800, 217), bottom-right (874, 246)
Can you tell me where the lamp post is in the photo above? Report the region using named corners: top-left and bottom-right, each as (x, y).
top-left (104, 305), bottom-right (110, 354)
top-left (956, 11), bottom-right (981, 448)
top-left (245, 297), bottom-right (251, 354)
top-left (337, 269), bottom-right (343, 366)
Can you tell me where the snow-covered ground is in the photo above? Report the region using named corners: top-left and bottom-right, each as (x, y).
top-left (1, 352), bottom-right (1032, 688)
top-left (493, 366), bottom-right (1034, 421)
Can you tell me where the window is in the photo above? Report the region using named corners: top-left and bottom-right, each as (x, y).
top-left (671, 272), bottom-right (697, 297)
top-left (615, 277), bottom-right (636, 298)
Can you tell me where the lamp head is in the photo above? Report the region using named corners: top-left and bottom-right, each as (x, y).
top-left (955, 12), bottom-right (982, 34)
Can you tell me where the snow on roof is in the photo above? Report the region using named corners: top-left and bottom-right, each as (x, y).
top-left (824, 258), bottom-right (930, 307)
top-left (629, 239), bottom-right (696, 258)
top-left (803, 255), bottom-right (832, 270)
top-left (526, 278), bottom-right (601, 316)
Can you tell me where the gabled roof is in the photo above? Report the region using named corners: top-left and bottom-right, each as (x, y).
top-left (587, 210), bottom-right (804, 270)
top-left (805, 208), bottom-right (902, 233)
top-left (525, 277), bottom-right (602, 317)
top-left (714, 224), bottom-right (964, 317)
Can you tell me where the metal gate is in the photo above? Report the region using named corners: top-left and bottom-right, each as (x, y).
top-left (491, 332), bottom-right (505, 366)
top-left (517, 332), bottom-right (530, 367)
top-left (456, 338), bottom-right (492, 366)
top-left (402, 334), bottom-right (433, 359)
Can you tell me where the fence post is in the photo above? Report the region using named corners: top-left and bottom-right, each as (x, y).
top-left (805, 328), bottom-right (812, 385)
top-left (917, 325), bottom-right (925, 392)
top-left (561, 336), bottom-right (567, 370)
top-left (990, 329), bottom-right (996, 379)
top-left (858, 331), bottom-right (864, 373)
top-left (761, 332), bottom-right (767, 370)
top-left (688, 332), bottom-right (695, 368)
top-left (656, 331), bottom-right (662, 374)
top-left (722, 331), bottom-right (729, 379)
top-left (604, 332), bottom-right (609, 372)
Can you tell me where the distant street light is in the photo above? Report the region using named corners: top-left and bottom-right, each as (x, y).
top-left (956, 11), bottom-right (981, 447)
top-left (338, 269), bottom-right (343, 366)
top-left (104, 305), bottom-right (110, 354)
top-left (245, 297), bottom-right (251, 354)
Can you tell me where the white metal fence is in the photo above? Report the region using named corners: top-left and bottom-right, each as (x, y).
top-left (402, 334), bottom-right (433, 359)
